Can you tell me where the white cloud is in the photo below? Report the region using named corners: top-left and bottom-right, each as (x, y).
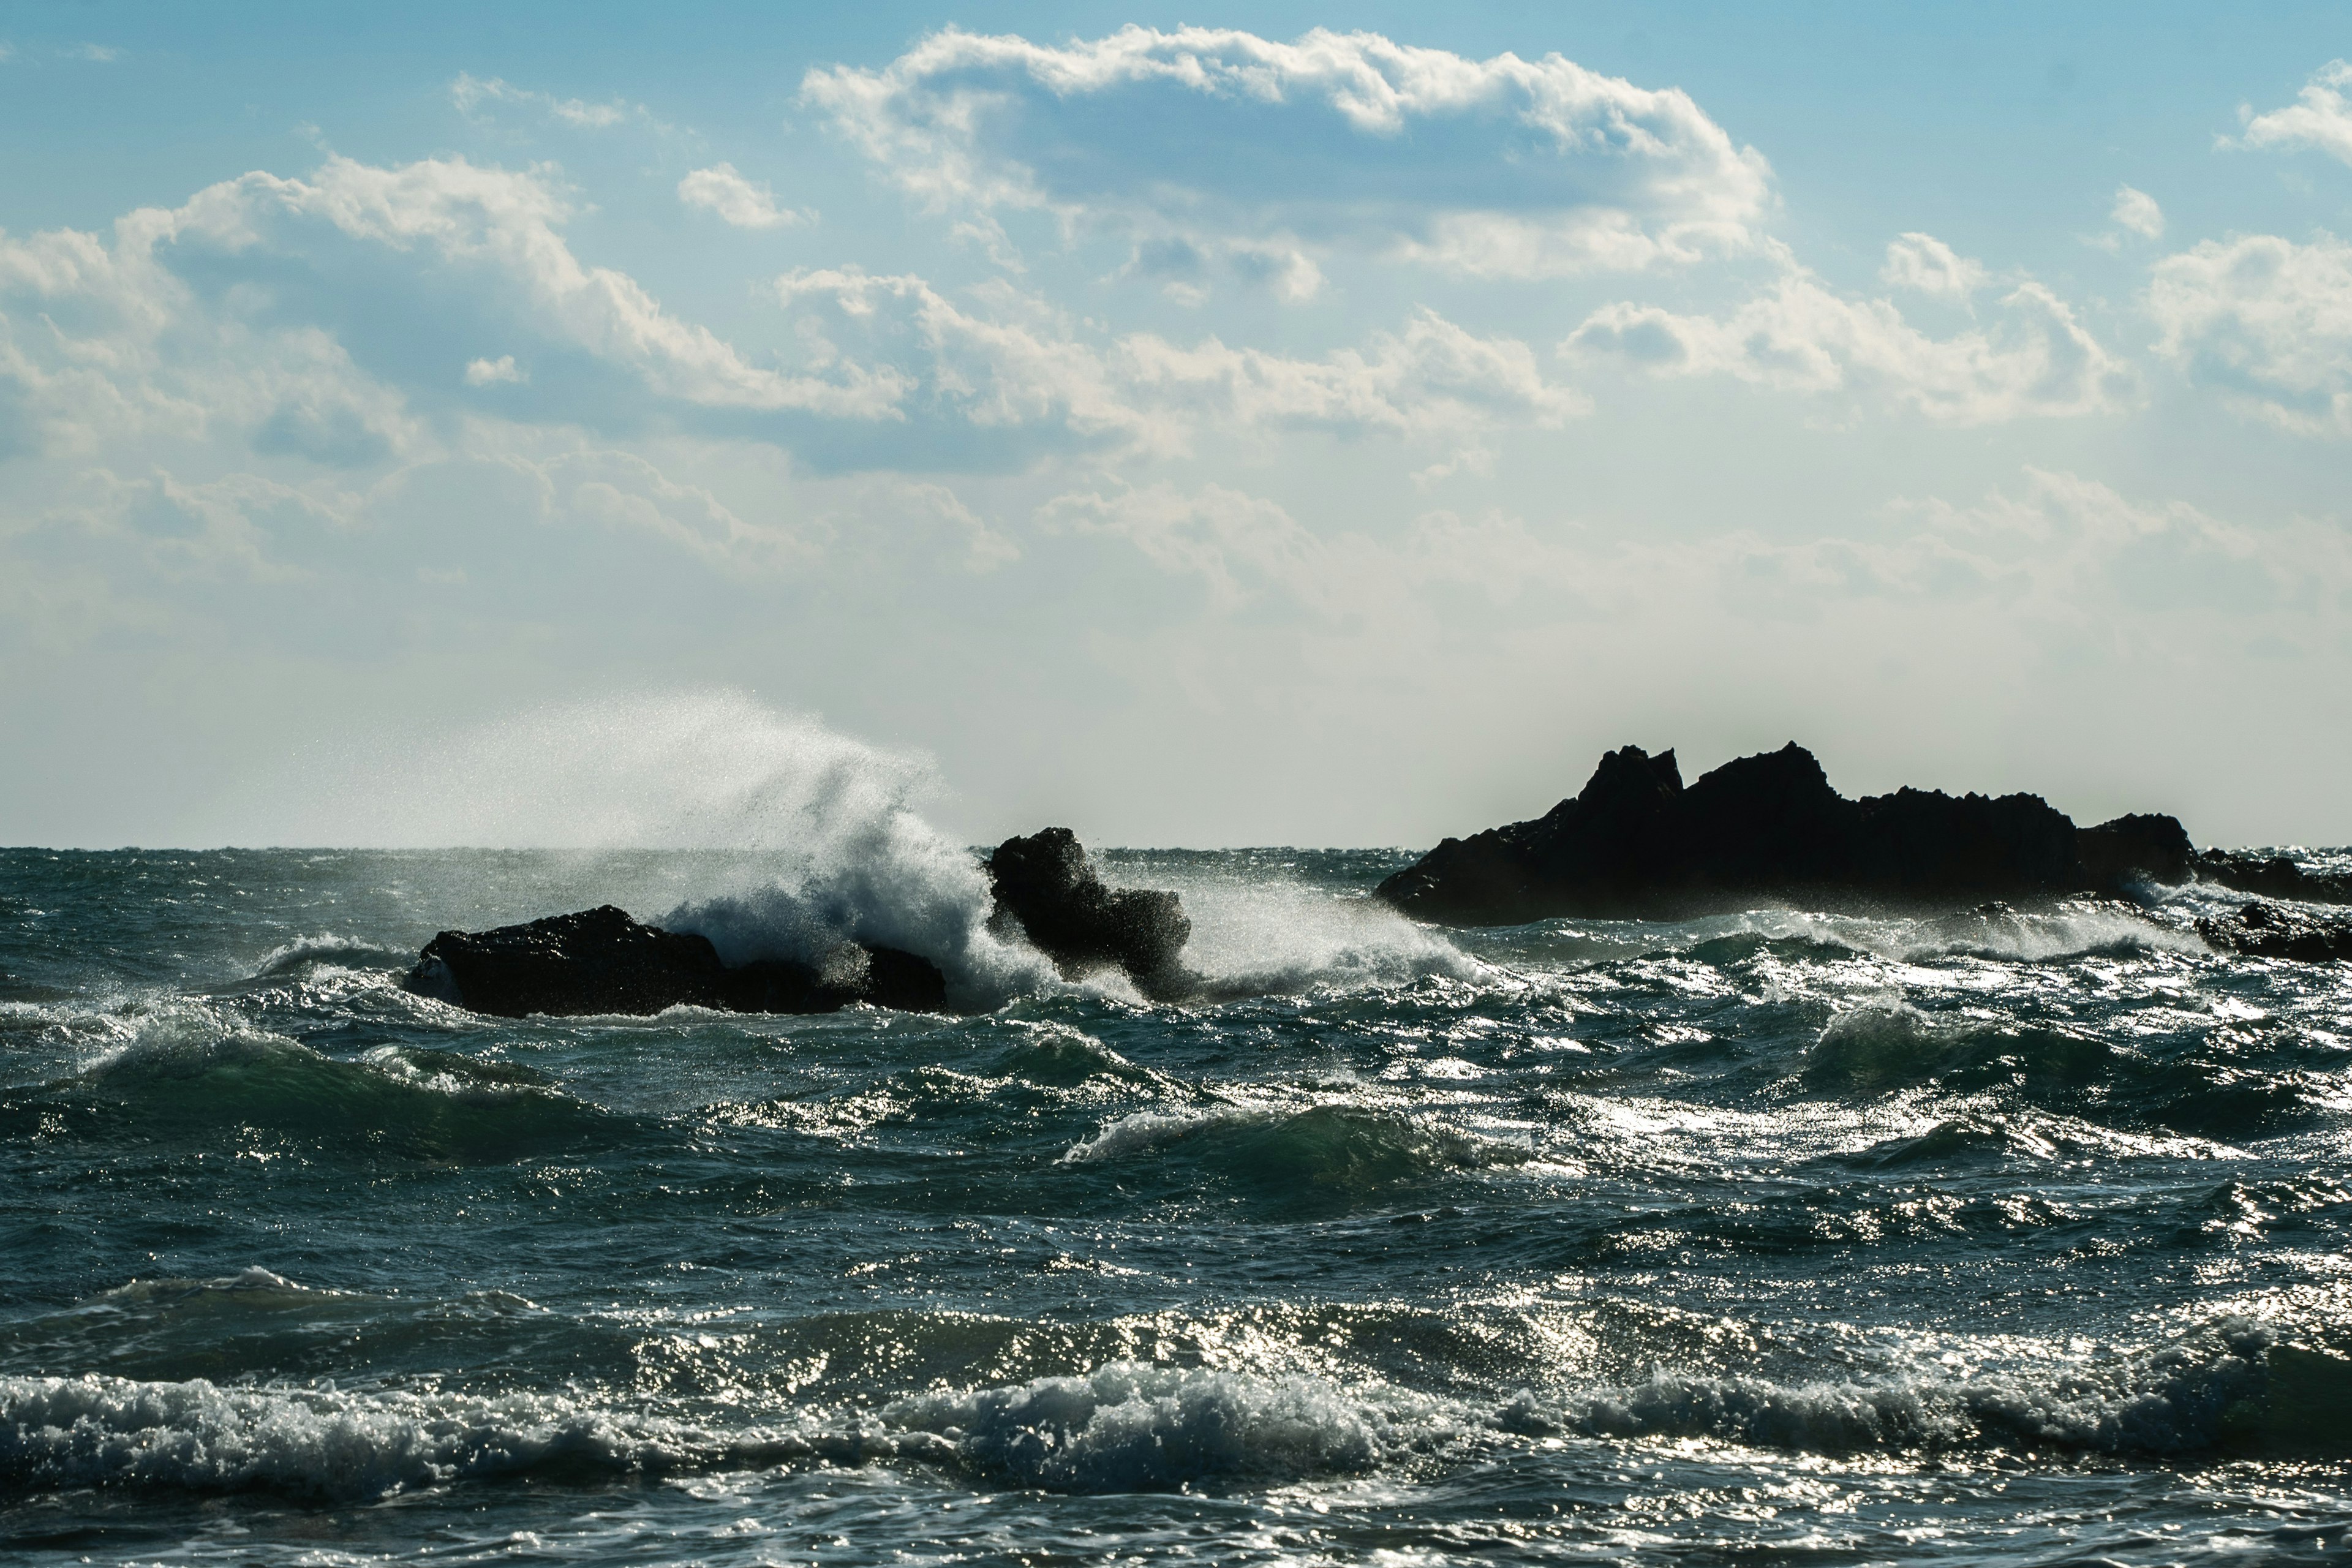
top-left (2148, 230), bottom-right (2352, 435)
top-left (450, 72), bottom-right (641, 131)
top-left (464, 355), bottom-right (526, 386)
top-left (170, 156), bottom-right (905, 418)
top-left (802, 25), bottom-right (1774, 284)
top-left (1880, 233), bottom-right (1986, 300)
top-left (774, 267), bottom-right (1585, 456)
top-left (1117, 308), bottom-right (1587, 437)
top-left (2110, 185), bottom-right (2164, 241)
top-left (678, 164), bottom-right (807, 230)
top-left (68, 43), bottom-right (121, 64)
top-left (2236, 60), bottom-right (2352, 167)
top-left (1042, 469), bottom-right (2350, 652)
top-left (1566, 263), bottom-right (2128, 424)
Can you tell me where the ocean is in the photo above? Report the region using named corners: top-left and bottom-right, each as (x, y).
top-left (4, 843), bottom-right (2350, 1565)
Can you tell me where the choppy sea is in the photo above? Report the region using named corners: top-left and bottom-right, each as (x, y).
top-left (5, 845), bottom-right (2352, 1565)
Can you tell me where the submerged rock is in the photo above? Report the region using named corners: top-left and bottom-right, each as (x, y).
top-left (2195, 902), bottom-right (2352, 963)
top-left (1376, 742), bottom-right (2196, 925)
top-left (402, 905), bottom-right (948, 1018)
top-left (986, 827), bottom-right (1194, 999)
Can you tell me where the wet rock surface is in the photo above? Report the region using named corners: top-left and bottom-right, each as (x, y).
top-left (986, 827), bottom-right (1195, 999)
top-left (2196, 902), bottom-right (2352, 963)
top-left (402, 905), bottom-right (948, 1017)
top-left (1377, 742), bottom-right (2199, 926)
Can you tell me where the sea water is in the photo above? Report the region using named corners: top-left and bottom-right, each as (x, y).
top-left (4, 843), bottom-right (2351, 1564)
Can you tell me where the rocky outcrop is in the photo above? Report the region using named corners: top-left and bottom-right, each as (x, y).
top-left (2195, 902), bottom-right (2352, 962)
top-left (401, 829), bottom-right (1197, 1018)
top-left (2077, 813), bottom-right (2195, 889)
top-left (986, 827), bottom-right (1194, 999)
top-left (1376, 742), bottom-right (2196, 925)
top-left (2193, 851), bottom-right (2352, 905)
top-left (402, 905), bottom-right (948, 1018)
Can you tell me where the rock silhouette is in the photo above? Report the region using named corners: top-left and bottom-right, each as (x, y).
top-left (2192, 850), bottom-right (2352, 904)
top-left (2196, 902), bottom-right (2352, 962)
top-left (402, 905), bottom-right (948, 1018)
top-left (986, 827), bottom-right (1194, 999)
top-left (1376, 742), bottom-right (2201, 925)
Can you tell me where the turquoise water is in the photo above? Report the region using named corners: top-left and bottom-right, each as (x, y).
top-left (4, 846), bottom-right (2351, 1564)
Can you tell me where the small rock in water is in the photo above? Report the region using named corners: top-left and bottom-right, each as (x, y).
top-left (986, 827), bottom-right (1194, 999)
top-left (2195, 902), bottom-right (2352, 963)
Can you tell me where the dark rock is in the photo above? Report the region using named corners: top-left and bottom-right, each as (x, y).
top-left (2193, 850), bottom-right (2352, 904)
top-left (1376, 742), bottom-right (2147, 925)
top-left (2195, 902), bottom-right (2352, 962)
top-left (986, 827), bottom-right (1194, 998)
top-left (2077, 813), bottom-right (2195, 889)
top-left (402, 905), bottom-right (947, 1018)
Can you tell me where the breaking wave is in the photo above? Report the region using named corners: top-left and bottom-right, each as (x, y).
top-left (253, 935), bottom-right (412, 978)
top-left (17, 1317), bottom-right (2343, 1501)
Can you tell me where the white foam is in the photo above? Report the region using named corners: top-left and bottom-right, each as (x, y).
top-left (1111, 862), bottom-right (1483, 994)
top-left (884, 1362), bottom-right (1452, 1490)
top-left (0, 1374), bottom-right (828, 1499)
top-left (1061, 1103), bottom-right (1268, 1163)
top-left (2, 1316), bottom-right (2329, 1501)
top-left (253, 934), bottom-right (413, 977)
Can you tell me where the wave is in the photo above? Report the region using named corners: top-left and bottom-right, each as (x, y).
top-left (9, 1315), bottom-right (2348, 1501)
top-left (1063, 1101), bottom-right (1529, 1193)
top-left (252, 935), bottom-right (412, 978)
top-left (20, 1007), bottom-right (601, 1161)
top-left (1651, 903), bottom-right (2204, 968)
top-left (886, 1363), bottom-right (1447, 1490)
top-left (0, 1374), bottom-right (888, 1500)
top-left (1884, 902), bottom-right (2209, 963)
top-left (1521, 1318), bottom-right (2352, 1460)
top-left (1800, 1000), bottom-right (2321, 1137)
top-left (1131, 869), bottom-right (1483, 995)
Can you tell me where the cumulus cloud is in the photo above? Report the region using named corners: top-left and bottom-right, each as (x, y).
top-left (1566, 262), bottom-right (2128, 424)
top-left (164, 156), bottom-right (905, 418)
top-left (2110, 185), bottom-right (2164, 240)
top-left (773, 266), bottom-right (1584, 459)
top-left (1880, 233), bottom-right (1986, 300)
top-left (2236, 60), bottom-right (2352, 167)
top-left (802, 25), bottom-right (1774, 284)
top-left (2148, 230), bottom-right (2352, 435)
top-left (678, 164), bottom-right (807, 229)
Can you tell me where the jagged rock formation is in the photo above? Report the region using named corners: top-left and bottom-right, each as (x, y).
top-left (1376, 742), bottom-right (2200, 925)
top-left (2195, 902), bottom-right (2352, 962)
top-left (986, 827), bottom-right (1195, 999)
top-left (402, 905), bottom-right (948, 1018)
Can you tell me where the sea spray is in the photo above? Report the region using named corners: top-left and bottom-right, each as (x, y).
top-left (246, 690), bottom-right (1063, 1006)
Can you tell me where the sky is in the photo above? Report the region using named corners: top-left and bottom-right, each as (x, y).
top-left (1, 1), bottom-right (2348, 850)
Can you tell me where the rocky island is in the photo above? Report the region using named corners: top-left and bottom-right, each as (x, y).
top-left (404, 827), bottom-right (1193, 1017)
top-left (1375, 741), bottom-right (2351, 932)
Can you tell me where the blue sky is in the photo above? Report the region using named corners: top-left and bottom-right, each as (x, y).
top-left (2, 2), bottom-right (2349, 848)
